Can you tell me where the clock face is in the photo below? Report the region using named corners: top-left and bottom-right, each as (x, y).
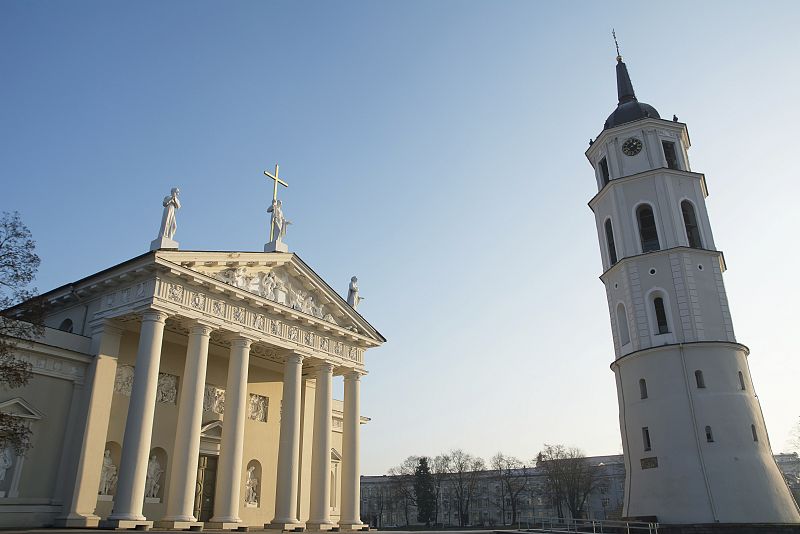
top-left (622, 137), bottom-right (643, 156)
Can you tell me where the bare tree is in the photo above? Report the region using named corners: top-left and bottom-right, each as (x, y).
top-left (0, 212), bottom-right (43, 453)
top-left (536, 444), bottom-right (599, 519)
top-left (388, 455), bottom-right (419, 526)
top-left (491, 452), bottom-right (530, 525)
top-left (431, 454), bottom-right (451, 526)
top-left (790, 417), bottom-right (800, 452)
top-left (446, 449), bottom-right (485, 526)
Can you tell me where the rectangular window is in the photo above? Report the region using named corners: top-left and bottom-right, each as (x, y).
top-left (662, 141), bottom-right (679, 170)
top-left (642, 427), bottom-right (652, 451)
top-left (599, 157), bottom-right (610, 186)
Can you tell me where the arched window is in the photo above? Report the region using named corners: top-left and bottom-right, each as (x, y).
top-left (58, 318), bottom-right (74, 333)
top-left (738, 371), bottom-right (746, 391)
top-left (695, 370), bottom-right (706, 389)
top-left (681, 200), bottom-right (702, 248)
top-left (599, 157), bottom-right (610, 186)
top-left (639, 378), bottom-right (648, 399)
top-left (636, 204), bottom-right (660, 252)
top-left (705, 426), bottom-right (714, 442)
top-left (751, 424), bottom-right (759, 442)
top-left (616, 303), bottom-right (630, 346)
top-left (653, 297), bottom-right (669, 334)
top-left (605, 219), bottom-right (618, 265)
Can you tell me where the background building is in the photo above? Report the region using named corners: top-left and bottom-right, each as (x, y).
top-left (361, 453), bottom-right (800, 528)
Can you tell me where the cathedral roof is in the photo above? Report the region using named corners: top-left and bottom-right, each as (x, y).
top-left (604, 56), bottom-right (660, 130)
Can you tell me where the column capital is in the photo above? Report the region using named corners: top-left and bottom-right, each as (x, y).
top-left (141, 309), bottom-right (170, 323)
top-left (286, 352), bottom-right (305, 366)
top-left (229, 335), bottom-right (253, 349)
top-left (314, 361), bottom-right (335, 376)
top-left (343, 369), bottom-right (366, 381)
top-left (188, 319), bottom-right (216, 337)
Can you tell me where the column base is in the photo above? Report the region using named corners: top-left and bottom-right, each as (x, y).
top-left (337, 522), bottom-right (368, 532)
top-left (267, 520), bottom-right (306, 531)
top-left (156, 519), bottom-right (205, 531)
top-left (53, 514), bottom-right (101, 528)
top-left (100, 518), bottom-right (154, 530)
top-left (306, 521), bottom-right (336, 531)
top-left (205, 521), bottom-right (248, 531)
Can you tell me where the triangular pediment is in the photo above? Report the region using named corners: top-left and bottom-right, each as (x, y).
top-left (0, 397), bottom-right (44, 420)
top-left (200, 420), bottom-right (224, 441)
top-left (155, 250), bottom-right (384, 343)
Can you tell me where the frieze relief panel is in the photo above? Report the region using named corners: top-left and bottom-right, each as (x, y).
top-left (15, 352), bottom-right (85, 382)
top-left (154, 278), bottom-right (365, 365)
top-left (100, 281), bottom-right (154, 313)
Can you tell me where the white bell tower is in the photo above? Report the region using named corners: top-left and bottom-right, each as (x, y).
top-left (586, 52), bottom-right (800, 524)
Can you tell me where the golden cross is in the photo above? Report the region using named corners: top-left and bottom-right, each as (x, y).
top-left (264, 163), bottom-right (289, 242)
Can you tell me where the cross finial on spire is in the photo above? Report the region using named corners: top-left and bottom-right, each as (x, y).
top-left (612, 29), bottom-right (622, 63)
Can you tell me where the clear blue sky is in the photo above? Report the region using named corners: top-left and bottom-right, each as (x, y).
top-left (2, 1), bottom-right (799, 474)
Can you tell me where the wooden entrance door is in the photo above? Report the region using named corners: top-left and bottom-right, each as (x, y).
top-left (194, 455), bottom-right (218, 522)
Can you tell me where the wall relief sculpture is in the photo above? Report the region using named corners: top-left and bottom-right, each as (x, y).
top-left (248, 394), bottom-right (268, 422)
top-left (156, 373), bottom-right (178, 404)
top-left (114, 365), bottom-right (135, 396)
top-left (204, 385), bottom-right (225, 414)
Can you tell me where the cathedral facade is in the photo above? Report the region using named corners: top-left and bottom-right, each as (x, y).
top-left (0, 248), bottom-right (384, 529)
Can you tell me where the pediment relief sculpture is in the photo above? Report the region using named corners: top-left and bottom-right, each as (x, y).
top-left (198, 266), bottom-right (340, 326)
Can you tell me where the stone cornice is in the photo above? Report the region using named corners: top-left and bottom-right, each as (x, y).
top-left (609, 341), bottom-right (750, 370)
top-left (588, 168), bottom-right (708, 211)
top-left (599, 246), bottom-right (727, 283)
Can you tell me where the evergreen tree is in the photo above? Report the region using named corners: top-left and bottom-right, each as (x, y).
top-left (414, 457), bottom-right (437, 526)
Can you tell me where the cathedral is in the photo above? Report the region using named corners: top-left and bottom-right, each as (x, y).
top-left (587, 49), bottom-right (800, 524)
top-left (0, 187), bottom-right (385, 529)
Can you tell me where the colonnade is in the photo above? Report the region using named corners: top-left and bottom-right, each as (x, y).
top-left (58, 310), bottom-right (365, 531)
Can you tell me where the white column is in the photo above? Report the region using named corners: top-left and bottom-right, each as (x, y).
top-left (339, 370), bottom-right (364, 530)
top-left (308, 362), bottom-right (334, 530)
top-left (160, 322), bottom-right (214, 527)
top-left (55, 321), bottom-right (122, 528)
top-left (209, 336), bottom-right (252, 528)
top-left (269, 353), bottom-right (305, 529)
top-left (107, 310), bottom-right (168, 526)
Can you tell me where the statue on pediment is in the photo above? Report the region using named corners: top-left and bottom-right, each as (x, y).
top-left (268, 199), bottom-right (291, 242)
top-left (347, 276), bottom-right (363, 310)
top-left (151, 187), bottom-right (181, 251)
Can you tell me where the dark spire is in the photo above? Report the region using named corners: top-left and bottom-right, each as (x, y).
top-left (613, 29), bottom-right (636, 104)
top-left (616, 59), bottom-right (637, 104)
top-left (603, 33), bottom-right (660, 130)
